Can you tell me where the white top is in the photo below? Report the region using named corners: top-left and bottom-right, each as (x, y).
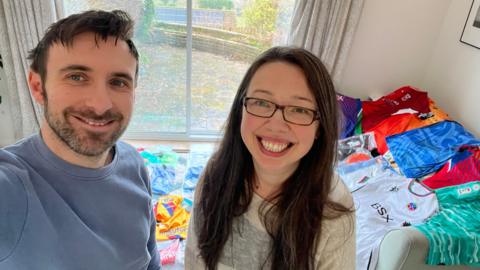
top-left (185, 175), bottom-right (356, 269)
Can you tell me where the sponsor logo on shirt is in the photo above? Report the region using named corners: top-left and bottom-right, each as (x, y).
top-left (456, 183), bottom-right (479, 199)
top-left (457, 187), bottom-right (472, 196)
top-left (401, 93), bottom-right (412, 102)
top-left (371, 203), bottom-right (393, 223)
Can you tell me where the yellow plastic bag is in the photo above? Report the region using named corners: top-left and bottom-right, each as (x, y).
top-left (155, 195), bottom-right (190, 241)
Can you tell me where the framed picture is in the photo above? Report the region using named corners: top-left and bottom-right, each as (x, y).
top-left (460, 0), bottom-right (480, 49)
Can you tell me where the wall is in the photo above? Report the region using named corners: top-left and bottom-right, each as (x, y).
top-left (0, 57), bottom-right (15, 147)
top-left (338, 0), bottom-right (480, 137)
top-left (338, 0), bottom-right (452, 99)
top-left (420, 0), bottom-right (480, 136)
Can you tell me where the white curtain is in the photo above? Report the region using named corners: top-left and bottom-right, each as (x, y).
top-left (0, 0), bottom-right (63, 140)
top-left (288, 0), bottom-right (365, 84)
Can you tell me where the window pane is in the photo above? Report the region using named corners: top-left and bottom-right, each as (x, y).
top-left (190, 0), bottom-right (294, 133)
top-left (64, 0), bottom-right (188, 134)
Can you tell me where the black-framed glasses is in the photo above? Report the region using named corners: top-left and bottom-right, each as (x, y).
top-left (242, 97), bottom-right (319, 126)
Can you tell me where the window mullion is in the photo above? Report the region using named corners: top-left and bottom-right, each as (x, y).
top-left (186, 0), bottom-right (193, 138)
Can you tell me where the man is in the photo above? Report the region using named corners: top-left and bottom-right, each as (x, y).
top-left (0, 10), bottom-right (160, 270)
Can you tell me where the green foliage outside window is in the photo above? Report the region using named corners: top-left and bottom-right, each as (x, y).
top-left (198, 0), bottom-right (233, 10)
top-left (160, 0), bottom-right (177, 6)
top-left (240, 0), bottom-right (278, 44)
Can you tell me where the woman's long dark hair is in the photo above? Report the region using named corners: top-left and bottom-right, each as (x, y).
top-left (196, 46), bottom-right (353, 270)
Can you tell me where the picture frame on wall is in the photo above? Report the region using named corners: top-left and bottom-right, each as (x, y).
top-left (460, 0), bottom-right (480, 49)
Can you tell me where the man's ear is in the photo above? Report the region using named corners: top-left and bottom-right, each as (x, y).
top-left (28, 70), bottom-right (45, 105)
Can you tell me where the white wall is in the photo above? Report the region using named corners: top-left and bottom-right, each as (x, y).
top-left (338, 0), bottom-right (480, 137)
top-left (420, 0), bottom-right (480, 136)
top-left (0, 60), bottom-right (15, 147)
top-left (338, 0), bottom-right (452, 99)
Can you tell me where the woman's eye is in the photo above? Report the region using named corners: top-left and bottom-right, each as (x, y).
top-left (254, 100), bottom-right (271, 107)
top-left (291, 107), bottom-right (311, 114)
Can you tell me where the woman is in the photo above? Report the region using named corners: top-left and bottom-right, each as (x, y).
top-left (185, 47), bottom-right (355, 270)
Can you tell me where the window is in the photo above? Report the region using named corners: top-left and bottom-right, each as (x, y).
top-left (63, 0), bottom-right (295, 140)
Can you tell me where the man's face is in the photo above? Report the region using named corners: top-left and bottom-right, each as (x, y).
top-left (36, 32), bottom-right (137, 157)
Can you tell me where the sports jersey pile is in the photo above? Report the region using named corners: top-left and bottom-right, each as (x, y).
top-left (337, 156), bottom-right (438, 270)
top-left (137, 146), bottom-right (212, 269)
top-left (337, 86), bottom-right (480, 269)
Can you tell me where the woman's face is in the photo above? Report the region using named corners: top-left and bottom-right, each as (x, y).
top-left (240, 61), bottom-right (319, 179)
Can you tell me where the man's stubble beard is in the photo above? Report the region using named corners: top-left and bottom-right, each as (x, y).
top-left (42, 86), bottom-right (128, 157)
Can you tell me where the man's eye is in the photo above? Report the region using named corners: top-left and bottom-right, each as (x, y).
top-left (69, 74), bottom-right (85, 81)
top-left (111, 79), bottom-right (128, 88)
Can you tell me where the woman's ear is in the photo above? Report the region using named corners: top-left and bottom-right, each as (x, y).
top-left (28, 70), bottom-right (46, 105)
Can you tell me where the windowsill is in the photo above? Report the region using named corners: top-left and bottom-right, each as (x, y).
top-left (124, 139), bottom-right (218, 153)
